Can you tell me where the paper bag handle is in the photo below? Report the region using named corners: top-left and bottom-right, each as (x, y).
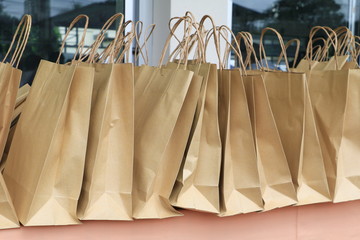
top-left (277, 38), bottom-right (300, 68)
top-left (56, 14), bottom-right (89, 64)
top-left (3, 14), bottom-right (32, 68)
top-left (158, 16), bottom-right (193, 68)
top-left (134, 22), bottom-right (156, 65)
top-left (307, 26), bottom-right (338, 70)
top-left (259, 27), bottom-right (290, 71)
top-left (87, 13), bottom-right (125, 63)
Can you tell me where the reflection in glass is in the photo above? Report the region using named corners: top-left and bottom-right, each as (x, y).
top-left (232, 0), bottom-right (352, 68)
top-left (0, 0), bottom-right (124, 85)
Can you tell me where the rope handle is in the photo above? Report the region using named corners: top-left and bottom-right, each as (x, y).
top-left (56, 14), bottom-right (89, 64)
top-left (307, 26), bottom-right (338, 70)
top-left (134, 22), bottom-right (156, 65)
top-left (87, 13), bottom-right (125, 63)
top-left (158, 16), bottom-right (193, 68)
top-left (217, 25), bottom-right (246, 73)
top-left (277, 38), bottom-right (300, 68)
top-left (259, 27), bottom-right (290, 71)
top-left (3, 14), bottom-right (32, 68)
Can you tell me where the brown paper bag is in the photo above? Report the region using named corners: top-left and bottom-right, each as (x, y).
top-left (214, 27), bottom-right (263, 216)
top-left (243, 73), bottom-right (297, 210)
top-left (170, 17), bottom-right (222, 214)
top-left (170, 62), bottom-right (221, 214)
top-left (133, 65), bottom-right (194, 217)
top-left (218, 69), bottom-right (263, 216)
top-left (0, 15), bottom-right (32, 229)
top-left (256, 27), bottom-right (330, 205)
top-left (77, 62), bottom-right (134, 220)
top-left (263, 71), bottom-right (330, 205)
top-left (77, 13), bottom-right (134, 221)
top-left (3, 15), bottom-right (94, 226)
top-left (308, 68), bottom-right (360, 202)
top-left (133, 63), bottom-right (203, 219)
top-left (132, 17), bottom-right (195, 218)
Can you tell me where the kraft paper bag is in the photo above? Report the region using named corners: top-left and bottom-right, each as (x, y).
top-left (77, 63), bottom-right (134, 220)
top-left (170, 16), bottom-right (222, 213)
top-left (132, 62), bottom-right (203, 218)
top-left (218, 69), bottom-right (263, 216)
top-left (243, 74), bottom-right (297, 210)
top-left (77, 13), bottom-right (134, 221)
top-left (132, 16), bottom-right (200, 218)
top-left (308, 69), bottom-right (360, 202)
top-left (3, 15), bottom-right (94, 226)
top-left (263, 71), bottom-right (330, 205)
top-left (135, 24), bottom-right (207, 218)
top-left (170, 63), bottom-right (222, 214)
top-left (132, 65), bottom-right (194, 218)
top-left (0, 15), bottom-right (32, 164)
top-left (0, 14), bottom-right (32, 229)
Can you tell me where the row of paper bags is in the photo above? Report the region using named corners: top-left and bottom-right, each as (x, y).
top-left (0, 13), bottom-right (360, 229)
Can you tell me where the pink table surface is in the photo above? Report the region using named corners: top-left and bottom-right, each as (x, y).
top-left (1, 200), bottom-right (360, 240)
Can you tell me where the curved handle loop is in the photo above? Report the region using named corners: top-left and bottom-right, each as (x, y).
top-left (134, 21), bottom-right (144, 63)
top-left (259, 27), bottom-right (290, 71)
top-left (56, 14), bottom-right (89, 64)
top-left (87, 13), bottom-right (125, 63)
top-left (333, 26), bottom-right (354, 56)
top-left (218, 25), bottom-right (246, 73)
top-left (167, 19), bottom-right (205, 65)
top-left (307, 26), bottom-right (338, 70)
top-left (312, 45), bottom-right (324, 61)
top-left (116, 21), bottom-right (136, 63)
top-left (158, 16), bottom-right (193, 68)
top-left (277, 38), bottom-right (300, 68)
top-left (198, 15), bottom-right (222, 67)
top-left (3, 14), bottom-right (32, 68)
top-left (234, 31), bottom-right (262, 70)
top-left (134, 22), bottom-right (156, 65)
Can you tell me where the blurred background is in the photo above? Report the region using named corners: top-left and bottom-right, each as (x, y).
top-left (0, 0), bottom-right (357, 84)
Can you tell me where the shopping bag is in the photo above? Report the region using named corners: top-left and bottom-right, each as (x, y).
top-left (170, 16), bottom-right (222, 214)
top-left (0, 14), bottom-right (32, 229)
top-left (259, 28), bottom-right (330, 205)
top-left (132, 29), bottom-right (206, 217)
top-left (3, 15), bottom-right (94, 226)
top-left (210, 26), bottom-right (263, 216)
top-left (0, 16), bottom-right (30, 163)
top-left (218, 68), bottom-right (264, 215)
top-left (243, 73), bottom-right (297, 210)
top-left (78, 13), bottom-right (134, 220)
top-left (308, 67), bottom-right (360, 202)
top-left (132, 17), bottom-right (195, 218)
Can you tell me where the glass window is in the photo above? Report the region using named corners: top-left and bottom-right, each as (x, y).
top-left (232, 0), bottom-right (355, 68)
top-left (0, 0), bottom-right (124, 86)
